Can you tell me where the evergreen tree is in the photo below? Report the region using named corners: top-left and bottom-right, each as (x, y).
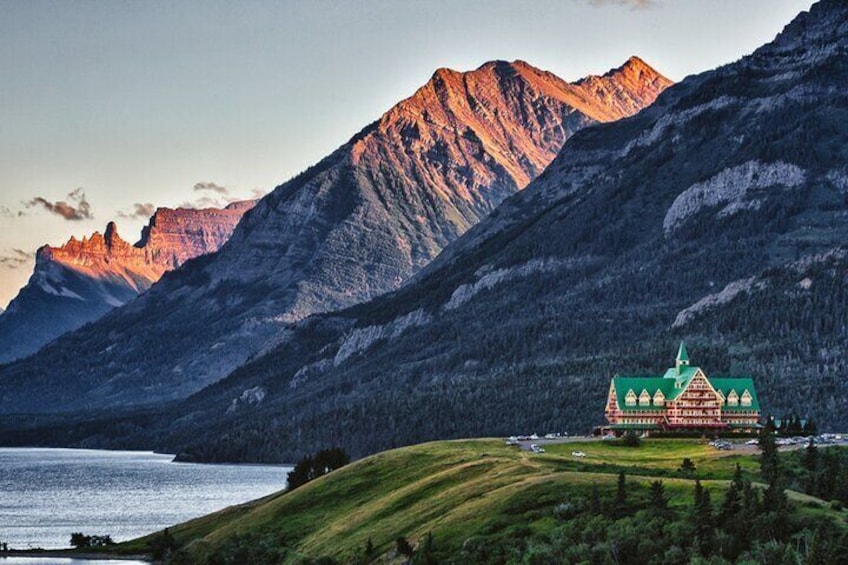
top-left (807, 527), bottom-right (828, 565)
top-left (615, 471), bottom-right (627, 507)
top-left (720, 464), bottom-right (743, 522)
top-left (679, 457), bottom-right (697, 475)
top-left (691, 480), bottom-right (715, 556)
top-left (396, 537), bottom-right (414, 558)
top-left (649, 480), bottom-right (668, 512)
top-left (803, 418), bottom-right (818, 436)
top-left (758, 426), bottom-right (780, 483)
top-left (804, 438), bottom-right (818, 473)
top-left (589, 482), bottom-right (601, 515)
top-left (362, 537), bottom-right (375, 564)
top-left (287, 447), bottom-right (350, 490)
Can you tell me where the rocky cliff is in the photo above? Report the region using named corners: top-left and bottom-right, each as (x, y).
top-left (0, 201), bottom-right (253, 363)
top-left (0, 58), bottom-right (669, 408)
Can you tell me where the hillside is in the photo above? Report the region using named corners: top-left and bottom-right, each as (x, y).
top-left (97, 438), bottom-right (848, 564)
top-left (0, 58), bottom-right (670, 412)
top-left (0, 201), bottom-right (254, 363)
top-left (123, 0), bottom-right (848, 464)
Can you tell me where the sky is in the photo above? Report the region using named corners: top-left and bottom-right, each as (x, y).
top-left (0, 0), bottom-right (816, 308)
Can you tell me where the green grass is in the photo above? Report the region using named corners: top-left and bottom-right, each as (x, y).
top-left (108, 438), bottom-right (846, 563)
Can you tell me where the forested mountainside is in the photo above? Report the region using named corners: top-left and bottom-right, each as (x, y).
top-left (138, 0), bottom-right (848, 463)
top-left (0, 58), bottom-right (669, 412)
top-left (0, 201), bottom-right (253, 363)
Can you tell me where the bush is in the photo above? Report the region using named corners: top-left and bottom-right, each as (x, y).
top-left (287, 447), bottom-right (350, 490)
top-left (69, 533), bottom-right (114, 548)
top-left (622, 431), bottom-right (642, 448)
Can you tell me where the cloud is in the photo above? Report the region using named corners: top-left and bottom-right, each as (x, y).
top-left (193, 181), bottom-right (230, 195)
top-left (586, 0), bottom-right (657, 8)
top-left (0, 249), bottom-right (35, 270)
top-left (25, 187), bottom-right (93, 221)
top-left (117, 202), bottom-right (156, 220)
top-left (250, 188), bottom-right (268, 199)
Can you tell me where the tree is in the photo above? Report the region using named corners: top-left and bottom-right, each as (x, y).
top-left (148, 528), bottom-right (177, 561)
top-left (396, 537), bottom-right (414, 558)
top-left (287, 447), bottom-right (351, 490)
top-left (615, 471), bottom-right (627, 508)
top-left (362, 537), bottom-right (375, 564)
top-left (692, 481), bottom-right (714, 555)
top-left (649, 480), bottom-right (668, 512)
top-left (803, 438), bottom-right (818, 473)
top-left (622, 431), bottom-right (641, 447)
top-left (589, 482), bottom-right (601, 515)
top-left (679, 457), bottom-right (697, 475)
top-left (803, 418), bottom-right (818, 436)
top-left (70, 533), bottom-right (90, 548)
top-left (758, 426), bottom-right (780, 483)
top-left (416, 532), bottom-right (437, 565)
top-left (720, 464), bottom-right (744, 522)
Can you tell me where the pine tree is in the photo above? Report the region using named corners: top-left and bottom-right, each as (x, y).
top-left (615, 471), bottom-right (627, 507)
top-left (649, 480), bottom-right (668, 512)
top-left (720, 464), bottom-right (743, 522)
top-left (589, 482), bottom-right (601, 515)
top-left (758, 426), bottom-right (780, 483)
top-left (803, 438), bottom-right (818, 473)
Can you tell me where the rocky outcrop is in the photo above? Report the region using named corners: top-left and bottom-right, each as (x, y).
top-left (0, 201), bottom-right (253, 363)
top-left (0, 57), bottom-right (670, 409)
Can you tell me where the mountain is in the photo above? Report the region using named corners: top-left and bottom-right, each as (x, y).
top-left (126, 0), bottom-right (848, 462)
top-left (0, 201), bottom-right (254, 363)
top-left (0, 58), bottom-right (670, 411)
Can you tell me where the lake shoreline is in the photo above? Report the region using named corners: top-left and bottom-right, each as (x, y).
top-left (1, 549), bottom-right (150, 562)
top-left (0, 447), bottom-right (290, 553)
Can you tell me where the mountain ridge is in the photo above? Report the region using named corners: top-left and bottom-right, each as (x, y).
top-left (0, 57), bottom-right (671, 410)
top-left (0, 201), bottom-right (254, 363)
top-left (139, 0), bottom-right (848, 462)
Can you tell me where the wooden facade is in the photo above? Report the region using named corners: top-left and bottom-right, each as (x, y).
top-left (603, 343), bottom-right (761, 434)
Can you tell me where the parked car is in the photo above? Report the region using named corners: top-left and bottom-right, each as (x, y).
top-left (571, 451), bottom-right (587, 458)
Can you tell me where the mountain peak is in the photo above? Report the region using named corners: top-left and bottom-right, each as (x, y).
top-left (0, 201), bottom-right (255, 363)
top-left (104, 221), bottom-right (120, 246)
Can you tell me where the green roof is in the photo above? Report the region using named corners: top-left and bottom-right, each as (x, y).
top-left (677, 341), bottom-right (689, 363)
top-left (610, 345), bottom-right (760, 413)
top-left (709, 377), bottom-right (760, 411)
top-left (612, 370), bottom-right (759, 412)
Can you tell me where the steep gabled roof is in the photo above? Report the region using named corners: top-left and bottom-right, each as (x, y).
top-left (709, 377), bottom-right (760, 411)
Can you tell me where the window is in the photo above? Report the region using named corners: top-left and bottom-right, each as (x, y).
top-left (639, 390), bottom-right (651, 406)
top-left (741, 390), bottom-right (752, 407)
top-left (727, 390), bottom-right (739, 407)
top-left (625, 389), bottom-right (637, 406)
top-left (653, 390), bottom-right (665, 406)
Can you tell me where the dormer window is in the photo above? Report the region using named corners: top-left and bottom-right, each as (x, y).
top-left (653, 390), bottom-right (665, 406)
top-left (639, 390), bottom-right (651, 406)
top-left (716, 390), bottom-right (726, 405)
top-left (625, 389), bottom-right (637, 406)
top-left (727, 390), bottom-right (739, 406)
top-left (741, 390), bottom-right (752, 407)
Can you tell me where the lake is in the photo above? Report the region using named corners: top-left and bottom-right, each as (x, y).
top-left (0, 448), bottom-right (290, 551)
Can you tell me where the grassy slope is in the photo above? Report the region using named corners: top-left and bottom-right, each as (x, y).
top-left (115, 438), bottom-right (845, 562)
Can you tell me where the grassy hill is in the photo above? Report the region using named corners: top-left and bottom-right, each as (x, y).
top-left (101, 437), bottom-right (848, 564)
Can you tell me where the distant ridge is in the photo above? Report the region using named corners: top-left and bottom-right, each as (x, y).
top-left (0, 57), bottom-right (671, 411)
top-left (0, 201), bottom-right (254, 363)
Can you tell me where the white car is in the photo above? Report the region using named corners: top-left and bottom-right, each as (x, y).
top-left (571, 451), bottom-right (587, 458)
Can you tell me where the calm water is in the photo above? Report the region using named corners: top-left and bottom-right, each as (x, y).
top-left (0, 448), bottom-right (290, 550)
